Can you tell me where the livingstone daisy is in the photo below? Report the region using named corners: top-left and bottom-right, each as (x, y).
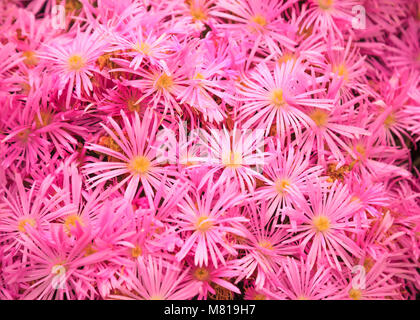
top-left (237, 59), bottom-right (333, 139)
top-left (284, 181), bottom-right (365, 271)
top-left (0, 0), bottom-right (419, 301)
top-left (84, 110), bottom-right (178, 204)
top-left (172, 182), bottom-right (248, 268)
top-left (39, 27), bottom-right (108, 107)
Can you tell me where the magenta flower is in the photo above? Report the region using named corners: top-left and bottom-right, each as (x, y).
top-left (238, 60), bottom-right (333, 138)
top-left (172, 182), bottom-right (248, 268)
top-left (284, 181), bottom-right (365, 270)
top-left (110, 256), bottom-right (200, 300)
top-left (84, 110), bottom-right (177, 204)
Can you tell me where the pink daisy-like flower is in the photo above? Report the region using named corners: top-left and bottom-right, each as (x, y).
top-left (302, 0), bottom-right (359, 39)
top-left (6, 225), bottom-right (112, 300)
top-left (83, 110), bottom-right (177, 204)
top-left (110, 255), bottom-right (200, 300)
top-left (0, 173), bottom-right (72, 253)
top-left (268, 257), bottom-right (341, 300)
top-left (237, 60), bottom-right (333, 138)
top-left (386, 19), bottom-right (420, 73)
top-left (233, 202), bottom-right (297, 289)
top-left (121, 57), bottom-right (189, 117)
top-left (255, 140), bottom-right (324, 221)
top-left (109, 25), bottom-right (172, 70)
top-left (183, 257), bottom-right (240, 300)
top-left (332, 255), bottom-right (402, 300)
top-left (195, 125), bottom-right (268, 192)
top-left (284, 180), bottom-right (365, 271)
top-left (323, 37), bottom-right (371, 101)
top-left (1, 97), bottom-right (51, 172)
top-left (172, 182), bottom-right (248, 268)
top-left (39, 27), bottom-right (107, 107)
top-left (301, 93), bottom-right (370, 164)
top-left (213, 0), bottom-right (298, 63)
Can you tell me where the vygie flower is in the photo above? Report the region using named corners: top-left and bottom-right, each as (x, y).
top-left (255, 141), bottom-right (324, 221)
top-left (172, 182), bottom-right (248, 268)
top-left (39, 27), bottom-right (108, 107)
top-left (110, 256), bottom-right (200, 300)
top-left (84, 110), bottom-right (177, 204)
top-left (195, 125), bottom-right (268, 193)
top-left (238, 60), bottom-right (333, 139)
top-left (284, 181), bottom-right (365, 271)
top-left (233, 202), bottom-right (297, 289)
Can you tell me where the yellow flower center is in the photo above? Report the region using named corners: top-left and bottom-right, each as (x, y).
top-left (133, 42), bottom-right (151, 55)
top-left (18, 218), bottom-right (36, 233)
top-left (193, 72), bottom-right (205, 80)
top-left (155, 73), bottom-right (173, 90)
top-left (35, 111), bottom-right (53, 129)
top-left (318, 0), bottom-right (334, 10)
top-left (271, 89), bottom-right (286, 107)
top-left (278, 52), bottom-right (296, 66)
top-left (64, 214), bottom-right (84, 233)
top-left (126, 97), bottom-right (141, 112)
top-left (333, 63), bottom-right (349, 82)
top-left (193, 267), bottom-right (210, 281)
top-left (384, 113), bottom-right (396, 129)
top-left (310, 109), bottom-right (329, 127)
top-left (350, 195), bottom-right (361, 204)
top-left (258, 240), bottom-right (274, 250)
top-left (355, 143), bottom-right (366, 159)
top-left (250, 14), bottom-right (267, 27)
top-left (67, 54), bottom-right (86, 71)
top-left (128, 156), bottom-right (151, 175)
top-left (349, 288), bottom-right (362, 300)
top-left (195, 216), bottom-right (213, 233)
top-left (363, 256), bottom-right (375, 273)
top-left (275, 179), bottom-right (291, 194)
top-left (253, 293), bottom-right (266, 300)
top-left (313, 215), bottom-right (330, 232)
top-left (84, 244), bottom-right (96, 256)
top-left (222, 151), bottom-right (242, 168)
top-left (22, 50), bottom-right (38, 67)
top-left (17, 128), bottom-right (31, 142)
top-left (150, 294), bottom-right (164, 300)
top-left (131, 246), bottom-right (143, 258)
top-left (190, 6), bottom-right (207, 21)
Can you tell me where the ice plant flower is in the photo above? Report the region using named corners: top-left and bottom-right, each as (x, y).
top-left (238, 60), bottom-right (333, 139)
top-left (110, 256), bottom-right (200, 300)
top-left (284, 181), bottom-right (365, 270)
top-left (39, 27), bottom-right (108, 107)
top-left (195, 125), bottom-right (268, 193)
top-left (172, 182), bottom-right (248, 268)
top-left (84, 110), bottom-right (177, 204)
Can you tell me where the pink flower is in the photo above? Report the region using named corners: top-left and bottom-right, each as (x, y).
top-left (110, 255), bottom-right (200, 300)
top-left (270, 257), bottom-right (340, 300)
top-left (84, 110), bottom-right (178, 204)
top-left (195, 125), bottom-right (268, 192)
top-left (172, 182), bottom-right (248, 268)
top-left (233, 202), bottom-right (297, 289)
top-left (284, 180), bottom-right (365, 271)
top-left (39, 27), bottom-right (108, 107)
top-left (255, 141), bottom-right (324, 221)
top-left (238, 60), bottom-right (333, 139)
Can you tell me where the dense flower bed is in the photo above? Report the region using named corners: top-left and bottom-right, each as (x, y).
top-left (0, 0), bottom-right (419, 300)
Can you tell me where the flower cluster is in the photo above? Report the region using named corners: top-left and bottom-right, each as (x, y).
top-left (0, 0), bottom-right (419, 300)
